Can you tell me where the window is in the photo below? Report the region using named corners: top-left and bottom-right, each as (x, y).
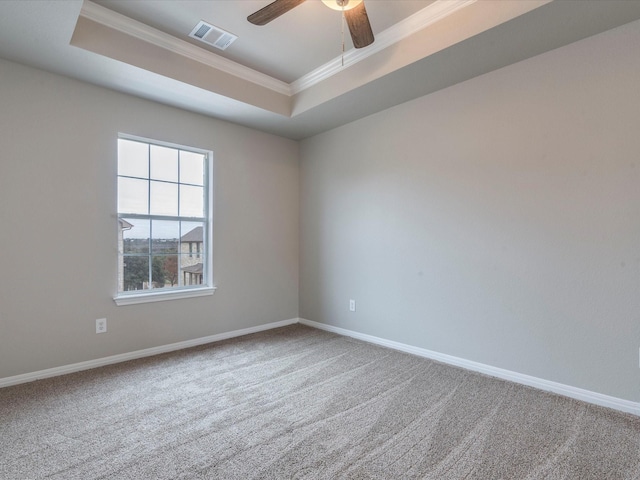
top-left (115, 135), bottom-right (214, 305)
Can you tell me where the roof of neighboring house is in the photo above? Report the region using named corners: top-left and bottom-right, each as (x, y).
top-left (118, 218), bottom-right (134, 230)
top-left (182, 263), bottom-right (203, 274)
top-left (181, 226), bottom-right (203, 243)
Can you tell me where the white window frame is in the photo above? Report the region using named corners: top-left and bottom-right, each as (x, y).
top-left (114, 134), bottom-right (215, 306)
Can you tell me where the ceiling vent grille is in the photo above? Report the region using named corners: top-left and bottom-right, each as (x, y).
top-left (189, 21), bottom-right (237, 50)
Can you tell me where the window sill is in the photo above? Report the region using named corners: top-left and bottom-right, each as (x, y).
top-left (113, 286), bottom-right (216, 306)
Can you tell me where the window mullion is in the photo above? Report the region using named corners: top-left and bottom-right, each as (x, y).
top-left (148, 218), bottom-right (153, 290)
top-left (177, 150), bottom-right (182, 288)
top-left (178, 219), bottom-right (183, 288)
top-left (203, 152), bottom-right (210, 284)
top-left (147, 145), bottom-right (152, 290)
top-left (118, 213), bottom-right (204, 223)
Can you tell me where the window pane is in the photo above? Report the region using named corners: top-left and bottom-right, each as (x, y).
top-left (180, 254), bottom-right (204, 286)
top-left (120, 218), bottom-right (150, 254)
top-left (150, 145), bottom-right (178, 182)
top-left (118, 139), bottom-right (148, 179)
top-left (180, 185), bottom-right (204, 217)
top-left (152, 254), bottom-right (180, 288)
top-left (180, 222), bottom-right (204, 286)
top-left (123, 255), bottom-right (150, 292)
top-left (180, 222), bottom-right (204, 252)
top-left (150, 181), bottom-right (178, 216)
top-left (180, 151), bottom-right (205, 186)
top-left (118, 177), bottom-right (148, 214)
top-left (151, 220), bottom-right (179, 254)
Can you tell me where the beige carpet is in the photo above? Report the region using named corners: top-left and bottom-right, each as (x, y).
top-left (1, 324), bottom-right (639, 479)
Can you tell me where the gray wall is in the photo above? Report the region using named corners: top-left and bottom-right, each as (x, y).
top-left (2, 17), bottom-right (639, 405)
top-left (300, 20), bottom-right (640, 402)
top-left (0, 59), bottom-right (299, 378)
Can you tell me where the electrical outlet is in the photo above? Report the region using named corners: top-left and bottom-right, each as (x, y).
top-left (96, 318), bottom-right (107, 334)
top-left (349, 299), bottom-right (356, 312)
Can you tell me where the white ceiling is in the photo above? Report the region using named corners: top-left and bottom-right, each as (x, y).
top-left (92, 0), bottom-right (433, 83)
top-left (1, 0), bottom-right (640, 140)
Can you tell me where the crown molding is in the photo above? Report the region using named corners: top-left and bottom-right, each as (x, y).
top-left (290, 0), bottom-right (477, 94)
top-left (79, 0), bottom-right (476, 99)
top-left (79, 1), bottom-right (292, 96)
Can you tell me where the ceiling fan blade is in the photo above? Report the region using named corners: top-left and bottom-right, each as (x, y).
top-left (344, 1), bottom-right (374, 49)
top-left (247, 0), bottom-right (307, 26)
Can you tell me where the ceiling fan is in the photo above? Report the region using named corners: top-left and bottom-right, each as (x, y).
top-left (247, 0), bottom-right (375, 49)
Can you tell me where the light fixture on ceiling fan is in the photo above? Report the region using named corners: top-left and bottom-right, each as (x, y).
top-left (247, 0), bottom-right (375, 49)
top-left (320, 0), bottom-right (362, 11)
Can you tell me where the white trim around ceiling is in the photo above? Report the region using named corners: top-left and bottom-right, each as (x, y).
top-left (79, 0), bottom-right (292, 96)
top-left (79, 0), bottom-right (476, 98)
top-left (290, 0), bottom-right (477, 94)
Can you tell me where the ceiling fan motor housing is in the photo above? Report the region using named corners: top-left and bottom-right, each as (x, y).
top-left (249, 0), bottom-right (373, 49)
top-left (322, 0), bottom-right (364, 11)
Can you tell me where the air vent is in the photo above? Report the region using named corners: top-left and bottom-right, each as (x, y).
top-left (189, 21), bottom-right (237, 51)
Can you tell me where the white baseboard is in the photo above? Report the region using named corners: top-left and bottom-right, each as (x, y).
top-left (299, 318), bottom-right (640, 417)
top-left (4, 317), bottom-right (638, 417)
top-left (0, 318), bottom-right (299, 388)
